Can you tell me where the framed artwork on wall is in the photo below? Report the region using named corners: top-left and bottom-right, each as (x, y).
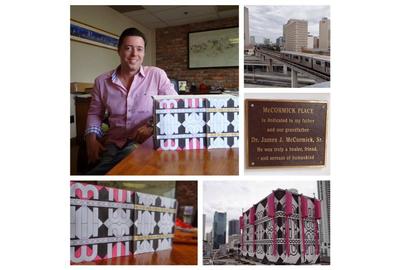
top-left (188, 27), bottom-right (239, 69)
top-left (70, 19), bottom-right (119, 51)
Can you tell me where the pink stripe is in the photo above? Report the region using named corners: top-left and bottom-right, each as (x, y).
top-left (300, 195), bottom-right (308, 256)
top-left (75, 246), bottom-right (81, 258)
top-left (285, 191), bottom-right (293, 256)
top-left (75, 189), bottom-right (83, 199)
top-left (112, 243), bottom-right (118, 257)
top-left (189, 138), bottom-right (193, 149)
top-left (113, 189), bottom-right (127, 202)
top-left (121, 242), bottom-right (126, 256)
top-left (267, 194), bottom-right (275, 217)
top-left (86, 246), bottom-right (93, 256)
top-left (267, 193), bottom-right (277, 256)
top-left (113, 190), bottom-right (119, 202)
top-left (75, 189), bottom-right (93, 199)
top-left (249, 207), bottom-right (255, 225)
top-left (285, 191), bottom-right (293, 215)
top-left (301, 196), bottom-right (308, 218)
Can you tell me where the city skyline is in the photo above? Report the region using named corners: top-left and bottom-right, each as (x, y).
top-left (247, 5), bottom-right (330, 43)
top-left (203, 181), bottom-right (318, 234)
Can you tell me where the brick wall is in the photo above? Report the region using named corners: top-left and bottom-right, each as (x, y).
top-left (156, 17), bottom-right (239, 89)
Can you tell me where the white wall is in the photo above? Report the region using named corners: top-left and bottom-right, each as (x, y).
top-left (70, 5), bottom-right (156, 83)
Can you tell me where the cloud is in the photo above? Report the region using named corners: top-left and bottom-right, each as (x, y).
top-left (203, 180), bottom-right (321, 234)
top-left (247, 5), bottom-right (330, 43)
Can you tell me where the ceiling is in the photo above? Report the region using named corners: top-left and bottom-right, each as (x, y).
top-left (110, 5), bottom-right (238, 29)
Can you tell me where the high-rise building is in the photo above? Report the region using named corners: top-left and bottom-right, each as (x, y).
top-left (228, 219), bottom-right (240, 235)
top-left (319, 17), bottom-right (330, 50)
top-left (250, 35), bottom-right (256, 45)
top-left (203, 214), bottom-right (206, 241)
top-left (212, 211), bottom-right (227, 249)
top-left (263, 38), bottom-right (270, 45)
top-left (307, 34), bottom-right (314, 49)
top-left (276, 36), bottom-right (284, 47)
top-left (206, 231), bottom-right (213, 245)
top-left (283, 19), bottom-right (308, 52)
top-left (244, 7), bottom-right (250, 46)
top-left (317, 180), bottom-right (331, 258)
top-left (313, 36), bottom-right (319, 49)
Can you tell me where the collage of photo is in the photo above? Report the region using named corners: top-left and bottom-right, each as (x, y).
top-left (69, 4), bottom-right (331, 266)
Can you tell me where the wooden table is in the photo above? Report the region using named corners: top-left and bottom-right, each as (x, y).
top-left (107, 137), bottom-right (238, 175)
top-left (71, 243), bottom-right (197, 265)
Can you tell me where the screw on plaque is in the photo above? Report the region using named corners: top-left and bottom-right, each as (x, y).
top-left (250, 103), bottom-right (254, 107)
top-left (251, 162), bottom-right (255, 166)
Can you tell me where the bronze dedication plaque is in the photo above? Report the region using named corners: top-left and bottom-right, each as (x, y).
top-left (246, 99), bottom-right (327, 167)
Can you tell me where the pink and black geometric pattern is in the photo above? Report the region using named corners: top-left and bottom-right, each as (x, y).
top-left (133, 192), bottom-right (177, 254)
top-left (153, 94), bottom-right (239, 150)
top-left (70, 182), bottom-right (134, 263)
top-left (240, 189), bottom-right (321, 265)
top-left (70, 182), bottom-right (178, 263)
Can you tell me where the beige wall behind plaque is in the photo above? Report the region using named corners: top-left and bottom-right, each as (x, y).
top-left (70, 5), bottom-right (156, 83)
top-left (244, 92), bottom-right (330, 176)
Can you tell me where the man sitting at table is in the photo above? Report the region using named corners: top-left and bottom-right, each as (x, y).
top-left (85, 27), bottom-right (177, 175)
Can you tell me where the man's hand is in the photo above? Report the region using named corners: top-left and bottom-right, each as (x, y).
top-left (86, 133), bottom-right (105, 164)
top-left (131, 125), bottom-right (154, 144)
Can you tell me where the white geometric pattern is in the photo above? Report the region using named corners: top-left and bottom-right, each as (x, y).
top-left (209, 98), bottom-right (228, 108)
top-left (256, 203), bottom-right (265, 220)
top-left (135, 211), bottom-right (156, 236)
top-left (183, 112), bottom-right (205, 134)
top-left (256, 224), bottom-right (264, 240)
top-left (231, 112), bottom-right (239, 132)
top-left (137, 192), bottom-right (157, 206)
top-left (208, 137), bottom-right (229, 149)
top-left (232, 137), bottom-right (239, 148)
top-left (71, 205), bottom-right (102, 239)
top-left (207, 112), bottom-right (230, 133)
top-left (157, 113), bottom-right (180, 135)
top-left (157, 238), bottom-right (172, 251)
top-left (135, 240), bottom-right (154, 254)
top-left (104, 208), bottom-right (133, 237)
top-left (256, 245), bottom-right (265, 260)
top-left (160, 197), bottom-right (175, 209)
top-left (158, 213), bottom-right (174, 234)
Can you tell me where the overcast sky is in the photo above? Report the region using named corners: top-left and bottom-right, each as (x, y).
top-left (203, 180), bottom-right (321, 234)
top-left (247, 5), bottom-right (330, 43)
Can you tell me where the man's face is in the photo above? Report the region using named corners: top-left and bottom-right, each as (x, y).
top-left (118, 36), bottom-right (145, 73)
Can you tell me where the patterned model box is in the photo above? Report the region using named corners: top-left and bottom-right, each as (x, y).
top-left (240, 189), bottom-right (321, 265)
top-left (153, 94), bottom-right (239, 150)
top-left (133, 192), bottom-right (177, 254)
top-left (70, 182), bottom-right (134, 263)
top-left (70, 182), bottom-right (177, 263)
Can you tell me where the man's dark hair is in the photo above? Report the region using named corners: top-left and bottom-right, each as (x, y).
top-left (118, 27), bottom-right (147, 49)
